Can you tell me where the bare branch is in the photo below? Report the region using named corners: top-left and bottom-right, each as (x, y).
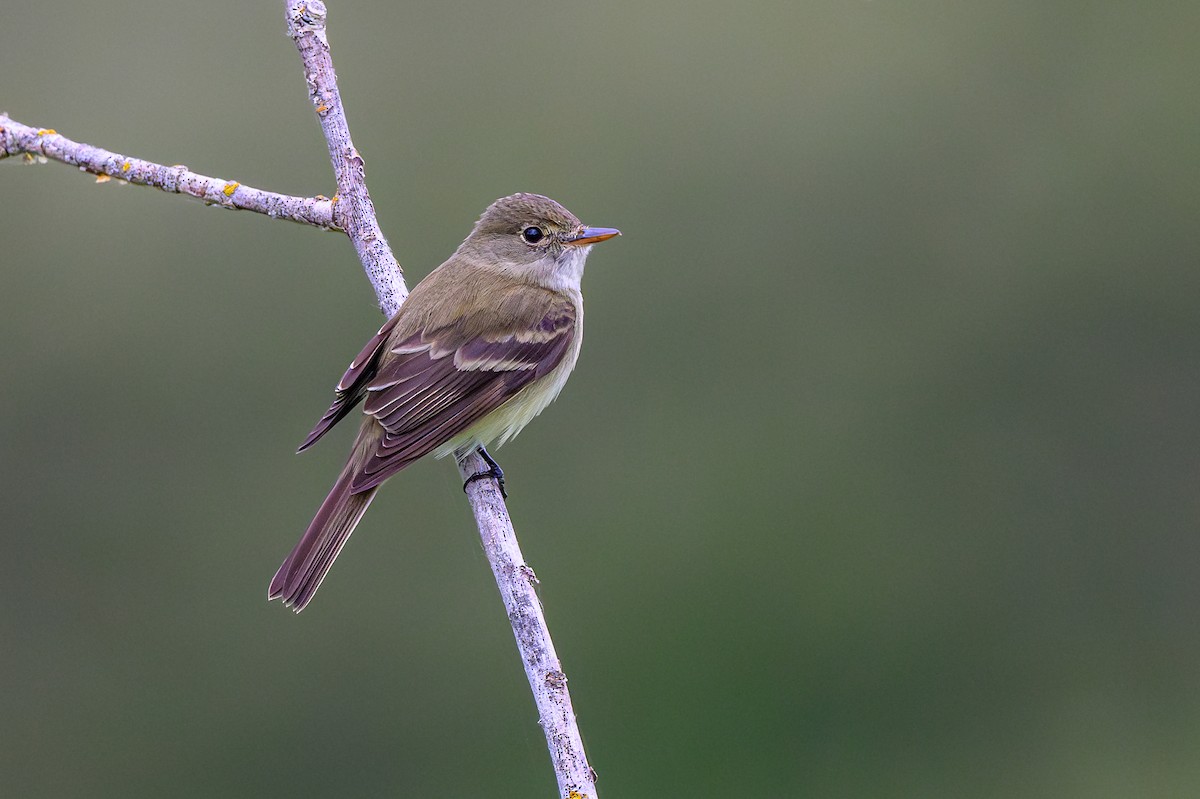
top-left (0, 114), bottom-right (339, 230)
top-left (2, 3), bottom-right (598, 794)
top-left (284, 0), bottom-right (406, 316)
top-left (460, 461), bottom-right (599, 798)
top-left (283, 2), bottom-right (598, 797)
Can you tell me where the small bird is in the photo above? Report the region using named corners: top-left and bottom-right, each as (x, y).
top-left (269, 193), bottom-right (620, 611)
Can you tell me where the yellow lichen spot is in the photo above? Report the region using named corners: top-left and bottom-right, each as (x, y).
top-left (37, 128), bottom-right (57, 136)
top-left (122, 160), bottom-right (132, 172)
top-left (315, 103), bottom-right (329, 113)
top-left (223, 181), bottom-right (240, 197)
top-left (330, 194), bottom-right (339, 204)
top-left (95, 174), bottom-right (112, 184)
top-left (567, 791), bottom-right (587, 799)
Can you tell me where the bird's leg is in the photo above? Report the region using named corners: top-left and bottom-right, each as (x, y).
top-left (462, 446), bottom-right (507, 498)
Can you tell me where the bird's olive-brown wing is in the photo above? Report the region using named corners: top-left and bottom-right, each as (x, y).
top-left (349, 302), bottom-right (576, 492)
top-left (297, 311), bottom-right (404, 453)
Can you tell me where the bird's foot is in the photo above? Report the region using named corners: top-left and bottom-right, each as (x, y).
top-left (462, 446), bottom-right (507, 498)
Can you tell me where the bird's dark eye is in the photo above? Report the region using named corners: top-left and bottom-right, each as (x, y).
top-left (521, 226), bottom-right (545, 244)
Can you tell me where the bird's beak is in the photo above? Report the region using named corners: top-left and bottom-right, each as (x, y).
top-left (566, 227), bottom-right (621, 246)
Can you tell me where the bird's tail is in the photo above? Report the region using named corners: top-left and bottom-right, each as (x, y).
top-left (269, 459), bottom-right (378, 612)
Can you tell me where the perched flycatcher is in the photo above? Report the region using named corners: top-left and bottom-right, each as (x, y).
top-left (269, 193), bottom-right (620, 611)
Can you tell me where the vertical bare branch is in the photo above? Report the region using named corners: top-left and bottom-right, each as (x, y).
top-left (285, 0), bottom-right (407, 315)
top-left (283, 2), bottom-right (598, 796)
top-left (461, 466), bottom-right (598, 797)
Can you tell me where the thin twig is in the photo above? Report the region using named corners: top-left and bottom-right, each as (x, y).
top-left (0, 114), bottom-right (339, 230)
top-left (284, 2), bottom-right (597, 797)
top-left (285, 0), bottom-right (406, 316)
top-left (460, 464), bottom-right (598, 797)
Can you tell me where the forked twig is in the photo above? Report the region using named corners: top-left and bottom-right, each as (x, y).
top-left (1, 2), bottom-right (598, 796)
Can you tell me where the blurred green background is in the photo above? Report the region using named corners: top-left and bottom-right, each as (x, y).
top-left (3, 1), bottom-right (1199, 796)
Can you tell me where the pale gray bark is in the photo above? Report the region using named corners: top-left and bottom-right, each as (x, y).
top-left (0, 116), bottom-right (338, 229)
top-left (2, 2), bottom-right (598, 796)
top-left (285, 0), bottom-right (408, 316)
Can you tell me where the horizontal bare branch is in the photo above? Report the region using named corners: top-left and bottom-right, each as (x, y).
top-left (0, 113), bottom-right (339, 230)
